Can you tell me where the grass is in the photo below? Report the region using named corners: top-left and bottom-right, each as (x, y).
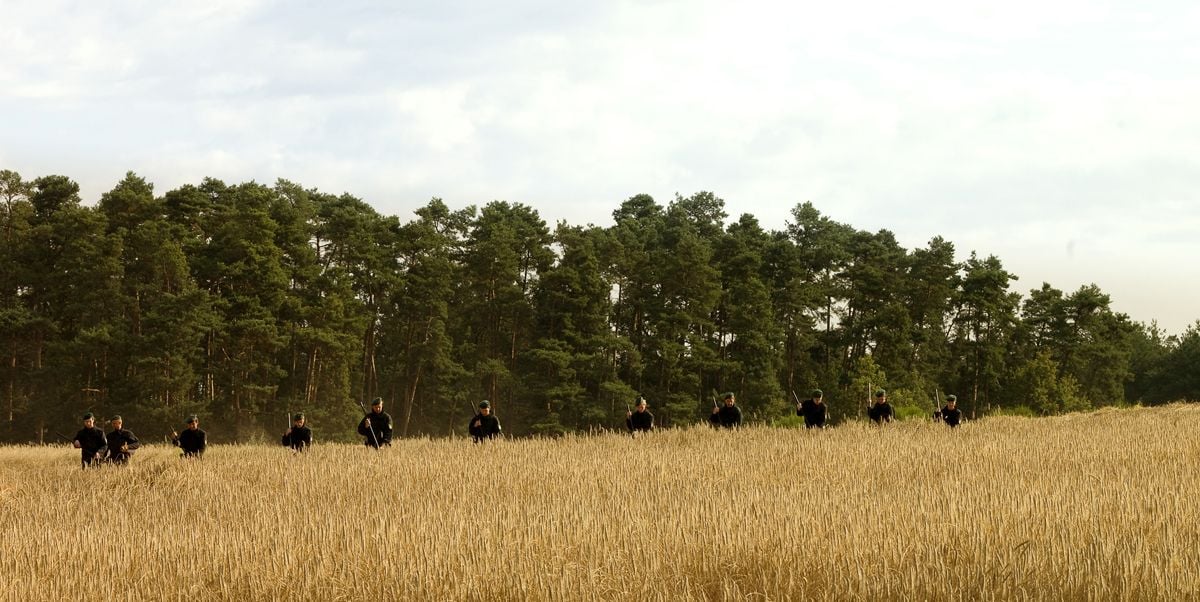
top-left (1, 404), bottom-right (1198, 600)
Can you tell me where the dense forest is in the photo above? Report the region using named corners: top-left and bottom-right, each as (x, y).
top-left (0, 169), bottom-right (1195, 443)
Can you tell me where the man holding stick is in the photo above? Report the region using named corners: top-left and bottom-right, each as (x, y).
top-left (625, 396), bottom-right (654, 435)
top-left (282, 413), bottom-right (313, 452)
top-left (469, 401), bottom-right (502, 443)
top-left (72, 412), bottom-right (107, 469)
top-left (105, 415), bottom-right (140, 464)
top-left (796, 389), bottom-right (828, 429)
top-left (172, 415), bottom-right (207, 458)
top-left (357, 397), bottom-right (393, 449)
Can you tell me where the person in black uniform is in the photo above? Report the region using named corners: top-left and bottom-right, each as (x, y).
top-left (105, 415), bottom-right (140, 464)
top-left (172, 415), bottom-right (207, 458)
top-left (469, 400), bottom-right (502, 443)
top-left (797, 389), bottom-right (828, 429)
top-left (867, 390), bottom-right (894, 424)
top-left (357, 397), bottom-right (393, 448)
top-left (72, 412), bottom-right (107, 469)
top-left (940, 395), bottom-right (962, 427)
top-left (709, 392), bottom-right (742, 429)
top-left (626, 396), bottom-right (654, 435)
top-left (282, 413), bottom-right (313, 451)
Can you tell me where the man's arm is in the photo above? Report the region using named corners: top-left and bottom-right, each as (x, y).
top-left (380, 414), bottom-right (393, 444)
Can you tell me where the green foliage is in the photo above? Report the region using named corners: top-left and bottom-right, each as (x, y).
top-left (0, 167), bottom-right (1189, 441)
top-left (893, 404), bottom-right (929, 421)
top-left (769, 414), bottom-right (806, 429)
top-left (991, 405), bottom-right (1037, 418)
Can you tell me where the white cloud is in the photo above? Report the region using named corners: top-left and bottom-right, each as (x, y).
top-left (4, 0), bottom-right (1200, 331)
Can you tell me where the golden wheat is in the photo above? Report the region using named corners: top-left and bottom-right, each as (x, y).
top-left (1, 405), bottom-right (1198, 601)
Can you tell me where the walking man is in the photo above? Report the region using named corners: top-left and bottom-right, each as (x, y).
top-left (940, 395), bottom-right (963, 427)
top-left (626, 396), bottom-right (654, 435)
top-left (357, 397), bottom-right (393, 449)
top-left (105, 415), bottom-right (140, 464)
top-left (797, 389), bottom-right (828, 429)
top-left (868, 390), bottom-right (895, 424)
top-left (72, 412), bottom-right (107, 469)
top-left (282, 413), bottom-right (313, 451)
top-left (172, 415), bottom-right (207, 458)
top-left (710, 392), bottom-right (743, 429)
top-left (469, 400), bottom-right (502, 443)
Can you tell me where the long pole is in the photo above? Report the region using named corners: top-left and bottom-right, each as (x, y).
top-left (358, 400), bottom-right (380, 449)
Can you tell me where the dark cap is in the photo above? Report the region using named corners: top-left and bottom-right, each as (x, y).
top-left (723, 392), bottom-right (735, 400)
top-left (186, 415), bottom-right (199, 423)
top-left (946, 395), bottom-right (957, 402)
top-left (109, 415), bottom-right (122, 422)
top-left (635, 396), bottom-right (646, 405)
top-left (82, 412), bottom-right (94, 420)
top-left (479, 400), bottom-right (490, 409)
top-left (292, 413), bottom-right (305, 421)
top-left (812, 389), bottom-right (823, 398)
top-left (874, 389), bottom-right (886, 398)
top-left (371, 397), bottom-right (383, 407)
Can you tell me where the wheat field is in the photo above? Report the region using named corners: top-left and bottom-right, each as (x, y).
top-left (1, 405), bottom-right (1198, 601)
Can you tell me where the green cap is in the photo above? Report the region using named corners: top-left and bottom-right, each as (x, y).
top-left (186, 415), bottom-right (199, 423)
top-left (635, 396), bottom-right (646, 405)
top-left (874, 389), bottom-right (886, 398)
top-left (292, 413), bottom-right (304, 421)
top-left (82, 412), bottom-right (94, 420)
top-left (811, 389), bottom-right (823, 398)
top-left (371, 397), bottom-right (383, 407)
top-left (723, 392), bottom-right (735, 400)
top-left (109, 415), bottom-right (122, 422)
top-left (946, 395), bottom-right (957, 402)
top-left (479, 400), bottom-right (490, 409)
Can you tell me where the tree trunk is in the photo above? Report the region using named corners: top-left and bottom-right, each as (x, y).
top-left (401, 363), bottom-right (423, 437)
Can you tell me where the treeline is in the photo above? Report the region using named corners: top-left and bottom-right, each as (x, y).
top-left (0, 169), bottom-right (1196, 442)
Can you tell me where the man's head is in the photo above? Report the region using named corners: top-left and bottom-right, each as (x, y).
top-left (371, 397), bottom-right (383, 413)
top-left (812, 389), bottom-right (823, 402)
top-left (946, 394), bottom-right (957, 408)
top-left (635, 397), bottom-right (647, 412)
top-left (186, 415), bottom-right (199, 430)
top-left (479, 400), bottom-right (491, 415)
top-left (874, 390), bottom-right (887, 404)
top-left (82, 412), bottom-right (94, 428)
top-left (110, 415), bottom-right (123, 431)
top-left (723, 392), bottom-right (736, 406)
top-left (292, 413), bottom-right (305, 427)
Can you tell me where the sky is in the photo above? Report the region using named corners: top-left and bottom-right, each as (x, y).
top-left (3, 0), bottom-right (1199, 333)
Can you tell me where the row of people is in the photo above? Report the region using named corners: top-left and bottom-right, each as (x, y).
top-left (72, 413), bottom-right (146, 468)
top-left (286, 397), bottom-right (501, 451)
top-left (73, 413), bottom-right (207, 468)
top-left (71, 390), bottom-right (962, 466)
top-left (864, 389), bottom-right (963, 427)
top-left (74, 397), bottom-right (498, 466)
top-left (629, 389), bottom-right (963, 432)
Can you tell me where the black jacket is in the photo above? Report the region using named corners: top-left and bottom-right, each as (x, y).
top-left (710, 405), bottom-right (742, 428)
top-left (282, 426), bottom-right (313, 451)
top-left (173, 428), bottom-right (207, 456)
top-left (940, 405), bottom-right (962, 427)
top-left (626, 410), bottom-right (654, 432)
top-left (106, 429), bottom-right (140, 462)
top-left (868, 402), bottom-right (894, 424)
top-left (357, 410), bottom-right (393, 448)
top-left (798, 399), bottom-right (827, 428)
top-left (74, 427), bottom-right (108, 466)
top-left (469, 413), bottom-right (502, 442)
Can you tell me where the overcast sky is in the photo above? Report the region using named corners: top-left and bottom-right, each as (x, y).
top-left (3, 1), bottom-right (1199, 333)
